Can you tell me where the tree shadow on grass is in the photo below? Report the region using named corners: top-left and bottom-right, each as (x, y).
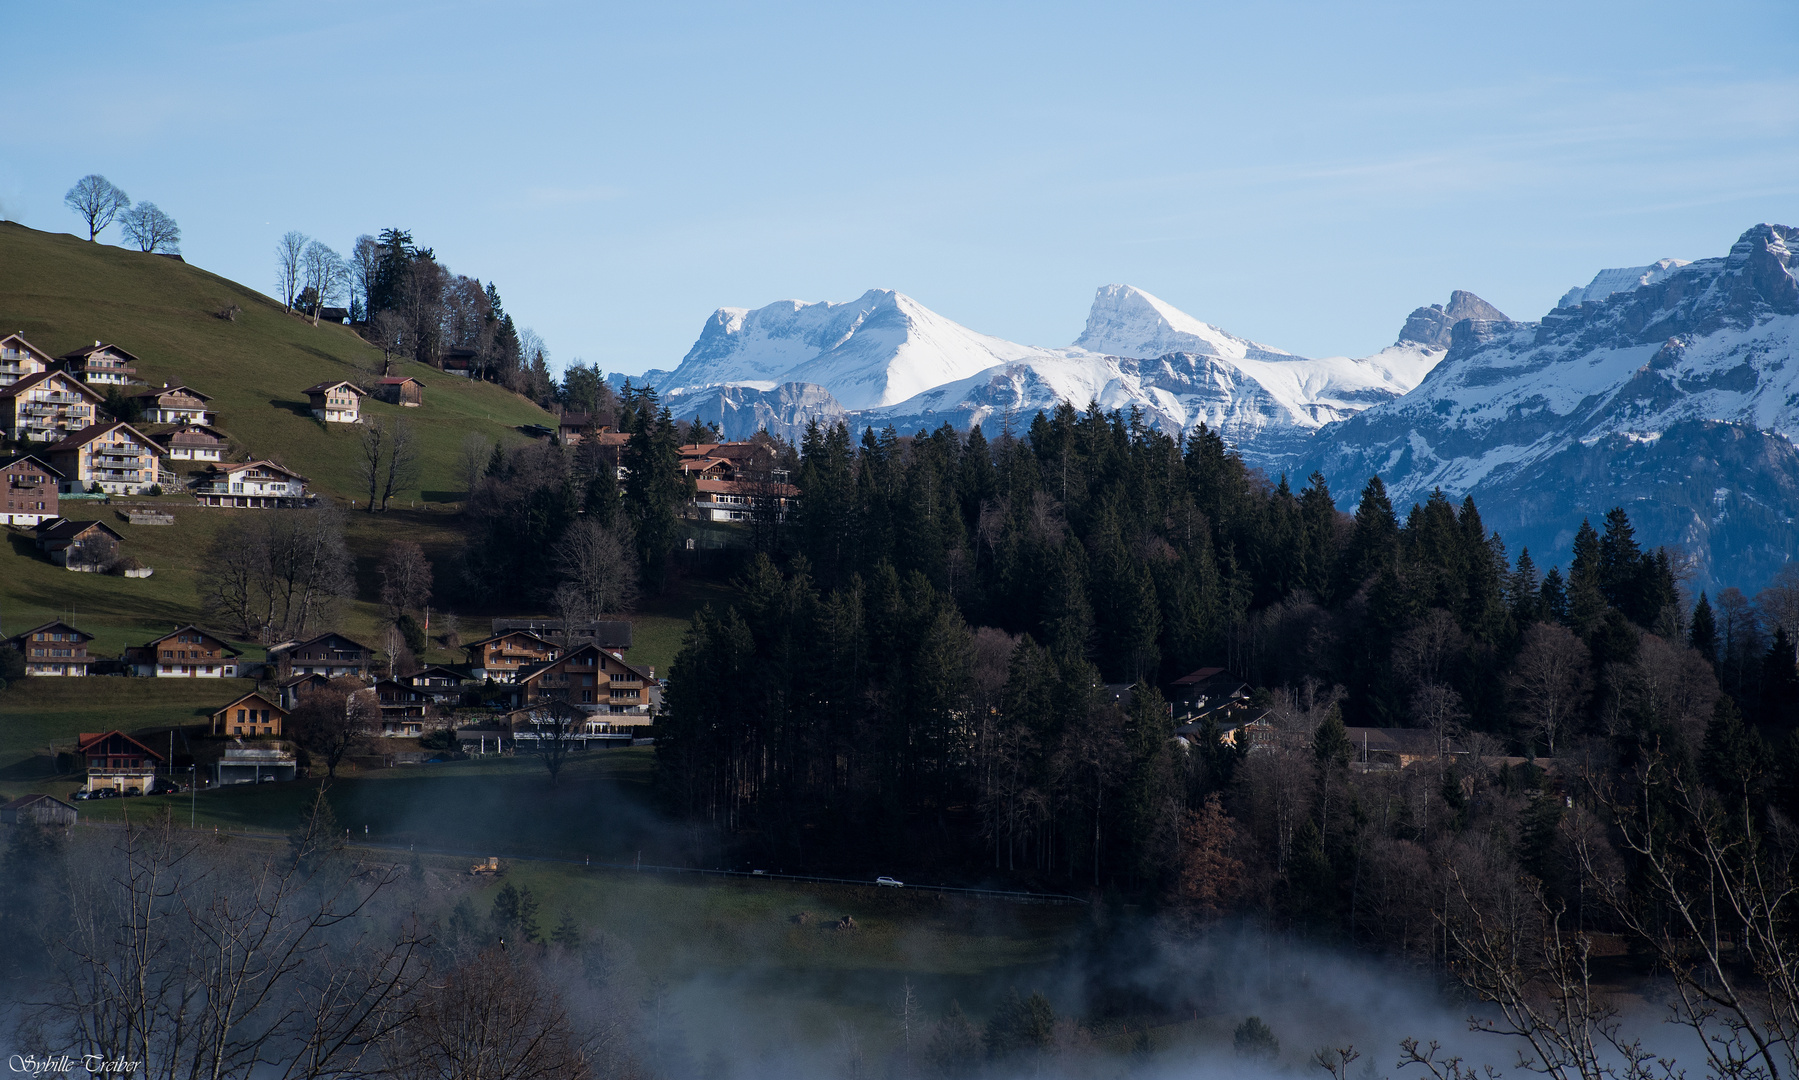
top-left (269, 398), bottom-right (316, 419)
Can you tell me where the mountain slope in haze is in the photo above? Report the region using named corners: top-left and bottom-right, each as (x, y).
top-left (0, 222), bottom-right (555, 504)
top-left (1308, 222), bottom-right (1799, 589)
top-left (660, 284), bottom-right (1457, 455)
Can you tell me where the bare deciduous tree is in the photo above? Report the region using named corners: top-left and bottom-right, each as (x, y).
top-left (357, 418), bottom-right (387, 512)
top-left (391, 947), bottom-right (593, 1080)
top-left (459, 433), bottom-right (493, 499)
top-left (381, 418), bottom-right (421, 511)
top-left (379, 539), bottom-right (434, 623)
top-left (554, 518), bottom-right (639, 623)
top-left (64, 174), bottom-right (130, 241)
top-left (119, 202), bottom-right (180, 254)
top-left (276, 231), bottom-right (308, 313)
top-left (349, 234), bottom-right (380, 322)
top-left (289, 679), bottom-right (381, 778)
top-left (198, 507), bottom-right (354, 642)
top-left (1508, 623), bottom-right (1591, 756)
top-left (301, 241), bottom-right (350, 326)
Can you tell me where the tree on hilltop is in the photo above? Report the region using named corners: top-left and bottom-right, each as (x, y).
top-left (64, 174), bottom-right (130, 241)
top-left (120, 201), bottom-right (180, 254)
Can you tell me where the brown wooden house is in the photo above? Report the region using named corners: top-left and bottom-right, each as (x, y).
top-left (125, 625), bottom-right (242, 678)
top-left (211, 692), bottom-right (286, 737)
top-left (132, 383), bottom-right (212, 425)
top-left (1, 793), bottom-right (78, 827)
top-left (34, 518), bottom-right (125, 569)
top-left (56, 341), bottom-right (140, 386)
top-left (2, 453), bottom-right (60, 526)
top-left (8, 620), bottom-right (94, 676)
top-left (77, 730), bottom-right (166, 793)
top-left (301, 380), bottom-right (366, 423)
top-left (268, 633), bottom-right (374, 680)
top-left (513, 643), bottom-right (655, 715)
top-left (464, 630), bottom-right (561, 683)
top-left (373, 376), bottom-right (423, 406)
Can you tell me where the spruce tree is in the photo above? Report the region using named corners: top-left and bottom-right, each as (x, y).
top-left (1690, 592), bottom-right (1718, 665)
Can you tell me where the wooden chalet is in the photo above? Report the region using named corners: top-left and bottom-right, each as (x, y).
top-left (211, 692), bottom-right (286, 737)
top-left (34, 518), bottom-right (125, 569)
top-left (154, 422), bottom-right (230, 462)
top-left (464, 630), bottom-right (561, 683)
top-left (488, 618), bottom-right (632, 650)
top-left (1, 794), bottom-right (78, 827)
top-left (372, 376), bottom-right (423, 406)
top-left (0, 371), bottom-right (104, 444)
top-left (0, 333), bottom-right (54, 387)
top-left (2, 453), bottom-right (60, 525)
top-left (269, 633), bottom-right (375, 680)
top-left (189, 460), bottom-right (310, 508)
top-left (43, 420), bottom-right (165, 495)
top-left (301, 380), bottom-right (366, 423)
top-left (132, 383), bottom-right (212, 425)
top-left (8, 620), bottom-right (94, 676)
top-left (125, 625), bottom-right (242, 678)
top-left (57, 342), bottom-right (140, 386)
top-left (504, 699), bottom-right (642, 747)
top-left (403, 665), bottom-right (469, 705)
top-left (77, 730), bottom-right (165, 793)
top-left (440, 347), bottom-right (476, 376)
top-left (512, 643), bottom-right (655, 714)
top-left (277, 671), bottom-right (331, 710)
top-left (374, 679), bottom-right (431, 735)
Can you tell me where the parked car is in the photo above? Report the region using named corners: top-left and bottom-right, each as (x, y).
top-left (876, 876), bottom-right (904, 887)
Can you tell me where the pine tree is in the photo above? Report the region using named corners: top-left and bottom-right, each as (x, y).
top-left (1690, 592), bottom-right (1719, 666)
top-left (1567, 520), bottom-right (1606, 633)
top-left (621, 397), bottom-right (689, 592)
top-left (1338, 475), bottom-right (1398, 596)
top-left (1539, 565), bottom-right (1569, 624)
top-left (1761, 628), bottom-right (1799, 730)
top-left (1509, 547), bottom-right (1541, 626)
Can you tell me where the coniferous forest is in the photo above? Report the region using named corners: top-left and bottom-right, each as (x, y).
top-left (658, 402), bottom-right (1799, 950)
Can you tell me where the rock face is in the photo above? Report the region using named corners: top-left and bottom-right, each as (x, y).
top-left (1306, 223), bottom-right (1799, 590)
top-left (1072, 284), bottom-right (1301, 361)
top-left (1558, 258), bottom-right (1694, 310)
top-left (1396, 291), bottom-right (1511, 349)
top-left (674, 382), bottom-right (847, 443)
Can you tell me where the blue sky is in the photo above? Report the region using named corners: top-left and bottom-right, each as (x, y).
top-left (3, 0), bottom-right (1796, 375)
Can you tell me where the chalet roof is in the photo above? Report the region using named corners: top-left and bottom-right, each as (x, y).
top-left (58, 342), bottom-right (143, 363)
top-left (409, 665), bottom-right (468, 682)
top-left (1172, 666), bottom-right (1227, 686)
top-left (464, 629), bottom-right (559, 651)
top-left (518, 643), bottom-right (655, 686)
top-left (279, 672), bottom-right (332, 688)
top-left (77, 730), bottom-right (166, 761)
top-left (152, 423), bottom-right (230, 444)
top-left (3, 793), bottom-right (76, 812)
top-left (376, 376), bottom-right (421, 386)
top-left (43, 421), bottom-right (165, 454)
top-left (132, 383), bottom-right (211, 402)
top-left (559, 412), bottom-right (593, 429)
top-left (139, 624), bottom-right (242, 655)
top-left (0, 453), bottom-right (65, 477)
top-left (301, 380), bottom-right (366, 396)
top-left (10, 620), bottom-right (95, 645)
top-left (211, 459), bottom-right (309, 482)
top-left (0, 333), bottom-right (57, 365)
top-left (274, 632), bottom-right (375, 654)
top-left (0, 369), bottom-right (106, 402)
top-left (35, 518), bottom-right (125, 544)
top-left (695, 477), bottom-right (799, 496)
top-left (211, 692), bottom-right (286, 718)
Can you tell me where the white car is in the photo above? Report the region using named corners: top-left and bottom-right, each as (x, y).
top-left (875, 876), bottom-right (903, 887)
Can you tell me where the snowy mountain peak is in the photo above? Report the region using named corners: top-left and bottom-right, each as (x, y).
top-left (1557, 258), bottom-right (1693, 311)
top-left (1395, 291), bottom-right (1510, 349)
top-left (1073, 284), bottom-right (1299, 361)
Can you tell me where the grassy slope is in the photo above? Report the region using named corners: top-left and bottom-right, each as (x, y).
top-left (0, 221), bottom-right (554, 505)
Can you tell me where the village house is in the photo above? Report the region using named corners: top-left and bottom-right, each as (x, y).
top-left (372, 376), bottom-right (423, 406)
top-left (210, 692), bottom-right (286, 737)
top-left (213, 747), bottom-right (297, 785)
top-left (268, 633), bottom-right (374, 680)
top-left (154, 422), bottom-right (230, 462)
top-left (78, 730), bottom-right (165, 794)
top-left (463, 629), bottom-right (561, 682)
top-left (374, 679), bottom-right (431, 735)
top-left (0, 371), bottom-right (104, 444)
top-left (557, 412), bottom-right (594, 443)
top-left (1, 793), bottom-right (78, 827)
top-left (440, 347), bottom-right (476, 376)
top-left (131, 383), bottom-right (213, 425)
top-left (7, 620), bottom-right (94, 676)
top-left (125, 625), bottom-right (242, 678)
top-left (1, 454), bottom-right (61, 525)
top-left (403, 665), bottom-right (469, 706)
top-left (0, 333), bottom-right (55, 387)
top-left (276, 671), bottom-right (331, 710)
top-left (488, 618), bottom-right (632, 651)
top-left (43, 420), bottom-right (165, 495)
top-left (678, 441), bottom-right (796, 523)
top-left (35, 518), bottom-right (125, 570)
top-left (57, 342), bottom-right (141, 386)
top-left (189, 460), bottom-right (311, 508)
top-left (511, 643), bottom-right (655, 714)
top-left (302, 380), bottom-right (366, 423)
top-left (504, 699), bottom-right (644, 748)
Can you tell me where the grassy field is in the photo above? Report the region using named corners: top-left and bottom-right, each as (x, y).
top-left (0, 221), bottom-right (555, 507)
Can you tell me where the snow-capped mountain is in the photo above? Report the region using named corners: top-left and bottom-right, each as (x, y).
top-left (1307, 223), bottom-right (1799, 587)
top-left (657, 284), bottom-right (1456, 457)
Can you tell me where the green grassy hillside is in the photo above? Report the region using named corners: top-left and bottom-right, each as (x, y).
top-left (0, 221), bottom-right (554, 505)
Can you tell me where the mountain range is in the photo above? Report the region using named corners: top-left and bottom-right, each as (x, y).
top-left (633, 223), bottom-right (1799, 590)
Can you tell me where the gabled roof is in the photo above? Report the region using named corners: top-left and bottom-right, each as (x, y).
top-left (10, 620), bottom-right (95, 644)
top-left (0, 369), bottom-right (106, 402)
top-left (76, 730), bottom-right (166, 761)
top-left (409, 665), bottom-right (468, 682)
top-left (275, 631), bottom-right (374, 655)
top-left (2, 793), bottom-right (75, 812)
top-left (35, 518), bottom-right (125, 544)
top-left (139, 624), bottom-right (242, 655)
top-left (212, 459), bottom-right (309, 482)
top-left (0, 453), bottom-right (65, 477)
top-left (151, 422), bottom-right (230, 444)
top-left (301, 380), bottom-right (367, 396)
top-left (376, 376), bottom-right (422, 386)
top-left (44, 420), bottom-right (165, 454)
top-left (279, 671), bottom-right (333, 688)
top-left (0, 333), bottom-right (57, 366)
top-left (518, 643), bottom-right (654, 686)
top-left (132, 383), bottom-right (212, 403)
top-left (464, 629), bottom-right (558, 651)
top-left (211, 692), bottom-right (287, 718)
top-left (58, 342), bottom-right (143, 364)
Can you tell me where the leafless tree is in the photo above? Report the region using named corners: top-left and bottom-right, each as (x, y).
top-left (119, 202), bottom-right (180, 254)
top-left (554, 518), bottom-right (640, 621)
top-left (1395, 608), bottom-right (1466, 688)
top-left (1759, 561), bottom-right (1799, 649)
top-left (289, 679), bottom-right (380, 778)
top-left (379, 540), bottom-right (434, 623)
top-left (358, 419), bottom-right (387, 512)
top-left (198, 507), bottom-right (354, 642)
top-left (391, 947), bottom-right (594, 1080)
top-left (367, 310), bottom-right (407, 374)
top-left (519, 704), bottom-right (582, 787)
top-left (276, 231), bottom-right (308, 313)
top-left (349, 234), bottom-right (380, 321)
top-left (1412, 682), bottom-right (1466, 760)
top-left (1509, 623), bottom-right (1592, 756)
top-left (459, 433), bottom-right (493, 499)
top-left (64, 174), bottom-right (130, 241)
top-left (301, 241), bottom-right (350, 326)
top-left (381, 418), bottom-right (421, 511)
